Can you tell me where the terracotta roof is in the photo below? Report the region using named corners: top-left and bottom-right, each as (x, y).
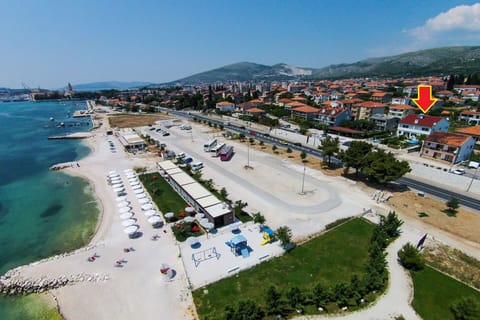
top-left (278, 98), bottom-right (292, 103)
top-left (437, 90), bottom-right (454, 95)
top-left (455, 126), bottom-right (480, 137)
top-left (288, 101), bottom-right (308, 107)
top-left (329, 126), bottom-right (362, 134)
top-left (353, 101), bottom-right (387, 108)
top-left (216, 101), bottom-right (234, 106)
top-left (371, 92), bottom-right (388, 97)
top-left (460, 110), bottom-right (480, 116)
top-left (390, 104), bottom-right (415, 110)
top-left (400, 114), bottom-right (444, 127)
top-left (292, 97), bottom-right (307, 102)
top-left (246, 107), bottom-right (265, 113)
top-left (426, 131), bottom-right (472, 147)
top-left (292, 105), bottom-right (320, 113)
top-left (318, 107), bottom-right (347, 116)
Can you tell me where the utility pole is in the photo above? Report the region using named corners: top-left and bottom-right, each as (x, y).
top-left (300, 164), bottom-right (306, 195)
top-left (467, 164), bottom-right (479, 192)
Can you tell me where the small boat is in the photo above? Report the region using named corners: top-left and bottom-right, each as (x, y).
top-left (50, 117), bottom-right (55, 121)
top-left (60, 122), bottom-right (65, 127)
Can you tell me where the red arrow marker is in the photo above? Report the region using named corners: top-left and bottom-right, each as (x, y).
top-left (412, 85), bottom-right (438, 113)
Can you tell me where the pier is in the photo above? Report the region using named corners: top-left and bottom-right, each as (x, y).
top-left (48, 132), bottom-right (92, 140)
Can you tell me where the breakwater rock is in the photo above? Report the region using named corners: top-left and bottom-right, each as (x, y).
top-left (0, 272), bottom-right (110, 296)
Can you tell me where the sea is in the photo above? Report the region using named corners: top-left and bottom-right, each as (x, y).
top-left (0, 101), bottom-right (100, 319)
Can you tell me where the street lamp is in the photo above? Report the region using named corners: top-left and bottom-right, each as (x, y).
top-left (300, 164), bottom-right (306, 195)
top-left (467, 164), bottom-right (479, 192)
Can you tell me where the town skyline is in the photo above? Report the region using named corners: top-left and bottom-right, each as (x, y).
top-left (1, 0), bottom-right (480, 88)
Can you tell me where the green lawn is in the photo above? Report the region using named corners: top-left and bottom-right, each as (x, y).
top-left (193, 218), bottom-right (375, 319)
top-left (139, 172), bottom-right (187, 216)
top-left (411, 266), bottom-right (480, 320)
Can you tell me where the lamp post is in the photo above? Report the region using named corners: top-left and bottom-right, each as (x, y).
top-left (300, 164), bottom-right (306, 195)
top-left (467, 164), bottom-right (479, 192)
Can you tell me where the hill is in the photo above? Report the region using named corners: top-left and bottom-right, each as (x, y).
top-left (172, 62), bottom-right (314, 84)
top-left (311, 46), bottom-right (480, 79)
top-left (171, 46), bottom-right (480, 84)
top-left (70, 81), bottom-right (155, 91)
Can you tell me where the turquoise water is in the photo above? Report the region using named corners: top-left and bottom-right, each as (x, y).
top-left (0, 101), bottom-right (100, 318)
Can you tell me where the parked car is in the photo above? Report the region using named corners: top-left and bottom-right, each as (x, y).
top-left (162, 132), bottom-right (170, 136)
top-left (451, 169), bottom-right (466, 175)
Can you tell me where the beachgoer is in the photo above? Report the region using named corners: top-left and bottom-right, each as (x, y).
top-left (123, 248), bottom-right (130, 252)
top-left (77, 162), bottom-right (80, 167)
top-left (163, 230), bottom-right (167, 233)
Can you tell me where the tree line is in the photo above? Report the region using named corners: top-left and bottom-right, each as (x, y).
top-left (222, 213), bottom-right (403, 319)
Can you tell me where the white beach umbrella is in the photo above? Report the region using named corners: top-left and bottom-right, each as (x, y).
top-left (138, 198), bottom-right (150, 205)
top-left (118, 207), bottom-right (131, 214)
top-left (116, 196), bottom-right (127, 202)
top-left (164, 212), bottom-right (174, 219)
top-left (128, 177), bottom-right (138, 182)
top-left (204, 222), bottom-right (214, 230)
top-left (113, 187), bottom-right (125, 193)
top-left (112, 183), bottom-right (124, 188)
top-left (126, 173), bottom-right (136, 178)
top-left (183, 216), bottom-right (195, 223)
top-left (109, 170), bottom-right (117, 175)
top-left (136, 193), bottom-right (147, 199)
top-left (185, 207), bottom-right (195, 213)
top-left (129, 180), bottom-right (140, 185)
top-left (123, 225), bottom-right (138, 235)
top-left (187, 236), bottom-right (199, 246)
top-left (134, 189), bottom-right (144, 194)
top-left (148, 215), bottom-right (162, 224)
top-left (144, 209), bottom-right (157, 217)
top-left (141, 203), bottom-right (153, 211)
top-left (120, 212), bottom-right (134, 220)
top-left (199, 218), bottom-right (209, 227)
top-left (109, 174), bottom-right (120, 178)
top-left (132, 185), bottom-right (142, 190)
top-left (117, 201), bottom-right (130, 208)
top-left (195, 213), bottom-right (205, 219)
top-left (122, 219), bottom-right (136, 227)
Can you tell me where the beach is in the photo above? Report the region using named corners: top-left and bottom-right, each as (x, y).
top-left (1, 111), bottom-right (196, 320)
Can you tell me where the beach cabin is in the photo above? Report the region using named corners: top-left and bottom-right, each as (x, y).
top-left (119, 134), bottom-right (146, 152)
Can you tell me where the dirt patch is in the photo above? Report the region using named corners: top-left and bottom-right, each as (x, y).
top-left (423, 243), bottom-right (480, 290)
top-left (387, 190), bottom-right (480, 243)
top-left (108, 114), bottom-right (172, 128)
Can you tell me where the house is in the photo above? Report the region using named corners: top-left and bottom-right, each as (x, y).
top-left (459, 110), bottom-right (480, 125)
top-left (388, 104), bottom-right (416, 118)
top-left (370, 114), bottom-right (400, 132)
top-left (455, 125), bottom-right (480, 142)
top-left (436, 90), bottom-right (454, 98)
top-left (397, 114), bottom-right (449, 138)
top-left (391, 97), bottom-right (411, 105)
top-left (215, 101), bottom-right (235, 112)
top-left (350, 101), bottom-right (388, 121)
top-left (238, 99), bottom-right (262, 112)
top-left (245, 107), bottom-right (266, 117)
top-left (371, 92), bottom-right (391, 103)
top-left (315, 107), bottom-right (350, 127)
top-left (420, 132), bottom-right (476, 165)
top-left (291, 105), bottom-right (320, 120)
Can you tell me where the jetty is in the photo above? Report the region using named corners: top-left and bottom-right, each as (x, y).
top-left (48, 132), bottom-right (92, 140)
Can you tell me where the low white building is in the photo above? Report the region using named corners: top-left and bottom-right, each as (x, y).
top-left (118, 133), bottom-right (146, 151)
top-left (397, 114), bottom-right (449, 138)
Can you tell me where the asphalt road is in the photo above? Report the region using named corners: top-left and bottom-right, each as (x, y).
top-left (398, 176), bottom-right (480, 211)
top-left (163, 108), bottom-right (480, 211)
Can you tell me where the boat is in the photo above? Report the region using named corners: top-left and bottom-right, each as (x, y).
top-left (50, 117), bottom-right (55, 121)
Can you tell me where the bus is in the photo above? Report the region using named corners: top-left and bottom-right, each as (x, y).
top-left (210, 143), bottom-right (226, 157)
top-left (203, 139), bottom-right (217, 152)
top-left (219, 145), bottom-right (234, 161)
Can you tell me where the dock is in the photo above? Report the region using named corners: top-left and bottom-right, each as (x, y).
top-left (48, 132), bottom-right (92, 140)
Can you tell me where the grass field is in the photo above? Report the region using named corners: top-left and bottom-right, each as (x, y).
top-left (411, 266), bottom-right (480, 320)
top-left (107, 114), bottom-right (171, 128)
top-left (139, 173), bottom-right (187, 215)
top-left (193, 218), bottom-right (375, 319)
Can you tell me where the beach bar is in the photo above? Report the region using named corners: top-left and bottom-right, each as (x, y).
top-left (157, 160), bottom-right (234, 228)
top-left (119, 134), bottom-right (146, 152)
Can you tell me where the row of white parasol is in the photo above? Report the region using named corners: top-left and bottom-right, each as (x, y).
top-left (110, 170), bottom-right (139, 237)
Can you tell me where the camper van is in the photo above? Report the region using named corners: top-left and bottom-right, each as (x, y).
top-left (191, 162), bottom-right (204, 171)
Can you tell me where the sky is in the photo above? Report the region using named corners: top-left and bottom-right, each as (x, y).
top-left (1, 0), bottom-right (480, 88)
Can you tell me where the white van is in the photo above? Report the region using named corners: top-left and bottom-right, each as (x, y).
top-left (191, 162), bottom-right (203, 171)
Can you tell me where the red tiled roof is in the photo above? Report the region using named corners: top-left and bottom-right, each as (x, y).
top-left (426, 131), bottom-right (472, 147)
top-left (329, 126), bottom-right (363, 134)
top-left (216, 101), bottom-right (234, 106)
top-left (455, 126), bottom-right (480, 137)
top-left (246, 107), bottom-right (265, 113)
top-left (353, 101), bottom-right (387, 108)
top-left (400, 114), bottom-right (444, 127)
top-left (460, 110), bottom-right (480, 116)
top-left (390, 104), bottom-right (415, 110)
top-left (292, 105), bottom-right (320, 113)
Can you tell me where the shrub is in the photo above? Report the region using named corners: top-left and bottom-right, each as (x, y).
top-left (398, 243), bottom-right (425, 271)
